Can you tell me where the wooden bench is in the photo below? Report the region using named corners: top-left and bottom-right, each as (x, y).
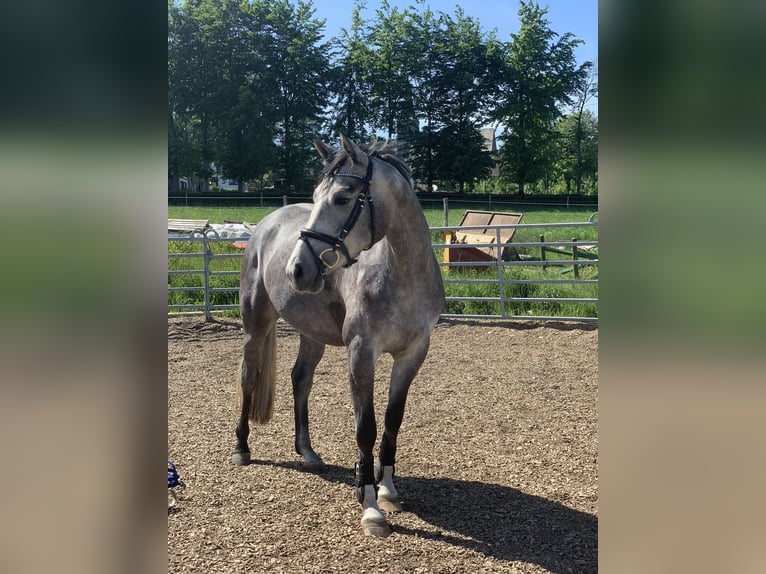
top-left (444, 211), bottom-right (523, 272)
top-left (168, 219), bottom-right (210, 233)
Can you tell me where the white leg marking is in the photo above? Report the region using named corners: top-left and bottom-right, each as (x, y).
top-left (360, 485), bottom-right (390, 537)
top-left (361, 485), bottom-right (382, 516)
top-left (376, 465), bottom-right (403, 513)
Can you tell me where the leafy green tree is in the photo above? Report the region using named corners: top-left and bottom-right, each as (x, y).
top-left (168, 0), bottom-right (596, 196)
top-left (399, 1), bottom-right (444, 189)
top-left (366, 0), bottom-right (417, 140)
top-left (432, 125), bottom-right (494, 191)
top-left (168, 0), bottom-right (227, 189)
top-left (168, 107), bottom-right (204, 186)
top-left (265, 0), bottom-right (331, 189)
top-left (429, 8), bottom-right (499, 191)
top-left (386, 2), bottom-right (500, 191)
top-left (555, 109), bottom-right (598, 194)
top-left (214, 0), bottom-right (280, 191)
top-left (327, 0), bottom-right (375, 141)
top-left (569, 65), bottom-right (598, 194)
top-left (168, 0), bottom-right (330, 192)
top-left (494, 1), bottom-right (590, 195)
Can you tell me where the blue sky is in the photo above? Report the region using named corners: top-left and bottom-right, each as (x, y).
top-left (310, 0), bottom-right (598, 68)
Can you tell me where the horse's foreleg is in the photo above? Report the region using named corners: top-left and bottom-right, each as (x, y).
top-left (292, 335), bottom-right (326, 472)
top-left (377, 340), bottom-right (430, 513)
top-left (348, 340), bottom-right (390, 537)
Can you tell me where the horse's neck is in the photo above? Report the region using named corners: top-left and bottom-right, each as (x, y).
top-left (382, 190), bottom-right (438, 278)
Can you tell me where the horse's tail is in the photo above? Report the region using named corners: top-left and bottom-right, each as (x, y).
top-left (237, 325), bottom-right (277, 424)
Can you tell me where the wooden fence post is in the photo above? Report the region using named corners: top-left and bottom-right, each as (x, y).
top-left (443, 197), bottom-right (449, 227)
top-left (540, 234), bottom-right (546, 270)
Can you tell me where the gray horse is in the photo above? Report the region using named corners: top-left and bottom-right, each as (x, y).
top-left (232, 133), bottom-right (445, 537)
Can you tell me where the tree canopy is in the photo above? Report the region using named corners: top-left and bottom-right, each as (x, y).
top-left (168, 0), bottom-right (597, 195)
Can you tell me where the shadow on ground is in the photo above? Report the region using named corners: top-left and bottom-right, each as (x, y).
top-left (436, 317), bottom-right (598, 332)
top-left (251, 460), bottom-right (597, 574)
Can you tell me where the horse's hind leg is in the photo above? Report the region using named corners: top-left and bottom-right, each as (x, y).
top-left (233, 351), bottom-right (253, 465)
top-left (376, 339), bottom-right (431, 513)
top-left (292, 335), bottom-right (326, 472)
top-left (232, 286), bottom-right (278, 466)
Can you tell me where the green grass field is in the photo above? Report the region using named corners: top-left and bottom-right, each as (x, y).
top-left (168, 200), bottom-right (597, 228)
top-left (168, 199), bottom-right (598, 319)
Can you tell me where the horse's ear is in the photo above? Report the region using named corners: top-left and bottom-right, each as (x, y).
top-left (339, 132), bottom-right (365, 165)
top-left (313, 139), bottom-right (335, 162)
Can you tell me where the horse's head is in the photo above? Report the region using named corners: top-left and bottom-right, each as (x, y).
top-left (286, 133), bottom-right (381, 293)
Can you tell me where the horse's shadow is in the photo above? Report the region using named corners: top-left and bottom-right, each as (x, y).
top-left (251, 460), bottom-right (597, 574)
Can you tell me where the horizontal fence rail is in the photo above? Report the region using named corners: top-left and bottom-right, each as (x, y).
top-left (168, 220), bottom-right (598, 322)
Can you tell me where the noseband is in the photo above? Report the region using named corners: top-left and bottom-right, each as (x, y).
top-left (299, 157), bottom-right (375, 275)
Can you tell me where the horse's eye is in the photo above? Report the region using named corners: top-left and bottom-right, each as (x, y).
top-left (332, 196), bottom-right (351, 206)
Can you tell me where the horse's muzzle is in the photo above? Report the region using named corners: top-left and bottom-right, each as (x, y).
top-left (286, 244), bottom-right (325, 294)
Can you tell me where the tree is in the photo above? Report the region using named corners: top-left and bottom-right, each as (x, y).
top-left (570, 65), bottom-right (598, 194)
top-left (432, 125), bottom-right (494, 191)
top-left (168, 0), bottom-right (596, 196)
top-left (263, 0), bottom-right (331, 190)
top-left (366, 0), bottom-right (418, 140)
top-left (555, 109), bottom-right (598, 194)
top-left (400, 1), bottom-right (444, 189)
top-left (494, 1), bottom-right (590, 195)
top-left (214, 0), bottom-right (280, 192)
top-left (327, 0), bottom-right (375, 142)
top-left (168, 0), bottom-right (331, 192)
top-left (168, 107), bottom-right (204, 187)
top-left (429, 8), bottom-right (499, 191)
top-left (168, 0), bottom-right (227, 190)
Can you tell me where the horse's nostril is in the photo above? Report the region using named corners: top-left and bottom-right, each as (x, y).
top-left (293, 264), bottom-right (303, 280)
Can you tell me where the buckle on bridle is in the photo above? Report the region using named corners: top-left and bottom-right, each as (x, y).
top-left (299, 228), bottom-right (358, 274)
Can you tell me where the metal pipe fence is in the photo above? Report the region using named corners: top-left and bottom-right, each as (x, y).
top-left (168, 220), bottom-right (598, 323)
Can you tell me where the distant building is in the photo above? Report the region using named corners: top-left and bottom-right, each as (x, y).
top-left (481, 127), bottom-right (497, 153)
top-left (480, 127), bottom-right (500, 177)
top-left (214, 176), bottom-right (239, 191)
top-left (168, 175), bottom-right (206, 193)
top-left (209, 163), bottom-right (241, 191)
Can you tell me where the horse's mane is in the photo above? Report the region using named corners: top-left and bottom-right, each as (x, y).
top-left (320, 140), bottom-right (412, 187)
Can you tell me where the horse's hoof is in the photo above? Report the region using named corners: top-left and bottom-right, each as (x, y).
top-left (361, 508), bottom-right (391, 537)
top-left (377, 497), bottom-right (403, 514)
top-left (300, 452), bottom-right (326, 473)
top-left (362, 521), bottom-right (392, 537)
top-left (231, 451), bottom-right (251, 466)
top-left (361, 519), bottom-right (391, 537)
top-left (301, 460), bottom-right (326, 473)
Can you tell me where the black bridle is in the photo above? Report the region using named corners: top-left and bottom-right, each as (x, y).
top-left (299, 157), bottom-right (375, 274)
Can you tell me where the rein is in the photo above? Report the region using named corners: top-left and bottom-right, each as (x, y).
top-left (299, 157), bottom-right (375, 274)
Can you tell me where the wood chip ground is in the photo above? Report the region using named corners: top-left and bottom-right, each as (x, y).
top-left (168, 317), bottom-right (598, 573)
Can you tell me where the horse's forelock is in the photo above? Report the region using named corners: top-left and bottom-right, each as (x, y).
top-left (319, 150), bottom-right (346, 181)
top-left (317, 140), bottom-right (411, 186)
